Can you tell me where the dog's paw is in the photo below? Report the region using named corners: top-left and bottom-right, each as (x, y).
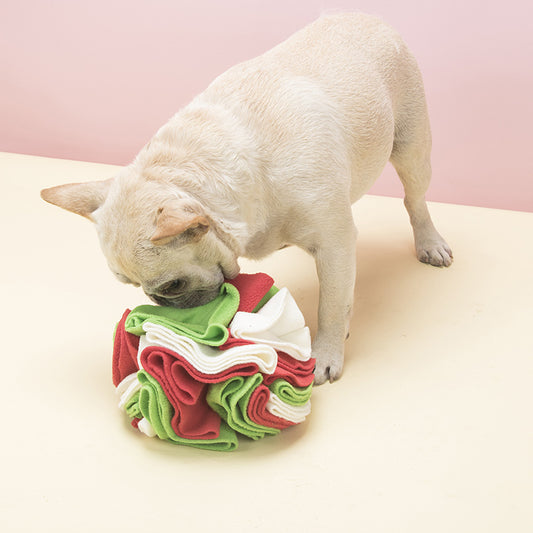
top-left (416, 239), bottom-right (453, 267)
top-left (313, 351), bottom-right (344, 386)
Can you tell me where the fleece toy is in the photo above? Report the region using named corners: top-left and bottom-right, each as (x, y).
top-left (112, 272), bottom-right (315, 451)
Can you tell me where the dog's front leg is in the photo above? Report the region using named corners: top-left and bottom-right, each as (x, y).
top-left (311, 220), bottom-right (357, 385)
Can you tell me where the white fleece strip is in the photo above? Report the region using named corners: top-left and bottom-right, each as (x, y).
top-left (266, 392), bottom-right (312, 424)
top-left (229, 287), bottom-right (312, 361)
top-left (116, 373), bottom-right (142, 411)
top-left (137, 418), bottom-right (157, 438)
top-left (139, 323), bottom-right (278, 375)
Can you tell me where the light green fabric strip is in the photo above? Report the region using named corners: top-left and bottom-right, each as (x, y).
top-left (207, 374), bottom-right (280, 440)
top-left (269, 379), bottom-right (313, 406)
top-left (124, 283), bottom-right (240, 346)
top-left (124, 391), bottom-right (141, 419)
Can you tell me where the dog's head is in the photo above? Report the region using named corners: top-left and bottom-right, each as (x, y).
top-left (40, 170), bottom-right (240, 308)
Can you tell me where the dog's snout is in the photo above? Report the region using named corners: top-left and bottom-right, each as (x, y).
top-left (143, 278), bottom-right (187, 307)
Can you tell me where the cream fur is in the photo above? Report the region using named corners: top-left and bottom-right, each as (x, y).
top-left (41, 13), bottom-right (452, 385)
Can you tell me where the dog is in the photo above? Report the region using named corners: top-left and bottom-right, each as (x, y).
top-left (41, 13), bottom-right (452, 385)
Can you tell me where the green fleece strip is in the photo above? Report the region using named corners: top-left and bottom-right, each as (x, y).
top-left (269, 379), bottom-right (313, 406)
top-left (252, 285), bottom-right (280, 312)
top-left (124, 391), bottom-right (142, 419)
top-left (207, 374), bottom-right (280, 440)
top-left (137, 371), bottom-right (238, 451)
top-left (124, 283), bottom-right (240, 346)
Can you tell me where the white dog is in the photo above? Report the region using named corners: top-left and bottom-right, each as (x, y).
top-left (41, 13), bottom-right (452, 385)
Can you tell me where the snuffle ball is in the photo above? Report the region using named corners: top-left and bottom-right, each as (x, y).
top-left (112, 273), bottom-right (315, 451)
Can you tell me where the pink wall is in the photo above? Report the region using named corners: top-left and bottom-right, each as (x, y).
top-left (1, 0), bottom-right (532, 211)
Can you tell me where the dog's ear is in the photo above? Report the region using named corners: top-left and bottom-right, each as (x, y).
top-left (40, 179), bottom-right (112, 220)
top-left (151, 200), bottom-right (210, 245)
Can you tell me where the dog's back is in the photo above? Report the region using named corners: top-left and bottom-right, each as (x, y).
top-left (196, 13), bottom-right (426, 203)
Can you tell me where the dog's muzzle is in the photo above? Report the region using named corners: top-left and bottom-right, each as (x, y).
top-left (145, 284), bottom-right (222, 309)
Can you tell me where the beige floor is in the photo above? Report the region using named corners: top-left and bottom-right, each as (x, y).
top-left (1, 151), bottom-right (532, 532)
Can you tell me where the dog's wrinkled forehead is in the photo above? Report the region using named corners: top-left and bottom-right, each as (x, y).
top-left (93, 176), bottom-right (214, 286)
top-left (93, 178), bottom-right (165, 277)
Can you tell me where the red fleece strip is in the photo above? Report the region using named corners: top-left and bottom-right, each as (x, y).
top-left (247, 384), bottom-right (295, 430)
top-left (263, 353), bottom-right (316, 388)
top-left (225, 272), bottom-right (274, 313)
top-left (112, 309), bottom-right (140, 386)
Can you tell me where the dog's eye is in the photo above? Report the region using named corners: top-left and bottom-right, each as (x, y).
top-left (159, 279), bottom-right (184, 296)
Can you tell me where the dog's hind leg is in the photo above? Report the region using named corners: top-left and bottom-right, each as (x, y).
top-left (390, 96), bottom-right (453, 267)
